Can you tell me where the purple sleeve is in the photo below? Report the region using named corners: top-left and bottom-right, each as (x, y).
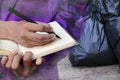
top-left (0, 1), bottom-right (4, 18)
top-left (54, 0), bottom-right (80, 38)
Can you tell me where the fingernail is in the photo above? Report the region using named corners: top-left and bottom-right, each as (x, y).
top-left (36, 58), bottom-right (43, 65)
top-left (3, 56), bottom-right (7, 59)
top-left (2, 56), bottom-right (7, 62)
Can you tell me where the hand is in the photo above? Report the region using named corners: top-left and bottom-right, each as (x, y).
top-left (0, 21), bottom-right (55, 47)
top-left (1, 50), bottom-right (44, 77)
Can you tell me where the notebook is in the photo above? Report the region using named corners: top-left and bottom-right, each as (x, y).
top-left (0, 21), bottom-right (77, 59)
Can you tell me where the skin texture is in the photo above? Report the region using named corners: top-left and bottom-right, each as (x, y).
top-left (1, 51), bottom-right (45, 77)
top-left (0, 20), bottom-right (55, 76)
top-left (0, 21), bottom-right (55, 47)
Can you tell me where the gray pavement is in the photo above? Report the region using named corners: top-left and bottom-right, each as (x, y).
top-left (58, 57), bottom-right (120, 80)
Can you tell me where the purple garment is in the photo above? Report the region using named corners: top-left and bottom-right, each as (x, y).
top-left (0, 0), bottom-right (86, 80)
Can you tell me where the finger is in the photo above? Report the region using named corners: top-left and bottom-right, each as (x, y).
top-left (22, 51), bottom-right (33, 76)
top-left (5, 50), bottom-right (18, 69)
top-left (24, 35), bottom-right (55, 47)
top-left (38, 22), bottom-right (53, 32)
top-left (11, 53), bottom-right (23, 71)
top-left (1, 56), bottom-right (8, 67)
top-left (31, 58), bottom-right (45, 72)
top-left (27, 22), bottom-right (53, 32)
top-left (36, 58), bottom-right (45, 66)
top-left (25, 32), bottom-right (55, 43)
top-left (21, 38), bottom-right (54, 48)
top-left (12, 66), bottom-right (22, 77)
top-left (23, 51), bottom-right (33, 67)
top-left (11, 53), bottom-right (23, 77)
top-left (37, 38), bottom-right (55, 46)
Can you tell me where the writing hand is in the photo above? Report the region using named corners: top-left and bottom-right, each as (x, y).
top-left (0, 21), bottom-right (55, 47)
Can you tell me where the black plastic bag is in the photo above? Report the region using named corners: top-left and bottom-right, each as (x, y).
top-left (104, 17), bottom-right (120, 67)
top-left (69, 16), bottom-right (117, 66)
top-left (99, 0), bottom-right (120, 67)
top-left (69, 0), bottom-right (118, 66)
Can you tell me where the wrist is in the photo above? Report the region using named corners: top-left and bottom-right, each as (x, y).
top-left (0, 21), bottom-right (13, 40)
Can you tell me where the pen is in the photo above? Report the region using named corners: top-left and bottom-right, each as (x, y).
top-left (8, 7), bottom-right (61, 39)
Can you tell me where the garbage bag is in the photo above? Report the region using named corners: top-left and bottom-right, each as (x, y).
top-left (100, 0), bottom-right (120, 66)
top-left (69, 0), bottom-right (118, 66)
top-left (104, 17), bottom-right (120, 67)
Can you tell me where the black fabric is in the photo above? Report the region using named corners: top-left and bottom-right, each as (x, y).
top-left (69, 0), bottom-right (119, 66)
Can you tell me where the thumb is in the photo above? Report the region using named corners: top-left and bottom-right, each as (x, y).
top-left (31, 58), bottom-right (45, 71)
top-left (36, 58), bottom-right (45, 66)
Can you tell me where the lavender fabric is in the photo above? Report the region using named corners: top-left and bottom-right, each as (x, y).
top-left (0, 0), bottom-right (86, 80)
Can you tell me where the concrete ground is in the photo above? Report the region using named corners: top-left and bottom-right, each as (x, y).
top-left (58, 57), bottom-right (120, 80)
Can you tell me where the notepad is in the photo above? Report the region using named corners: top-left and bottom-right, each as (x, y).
top-left (0, 21), bottom-right (77, 59)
